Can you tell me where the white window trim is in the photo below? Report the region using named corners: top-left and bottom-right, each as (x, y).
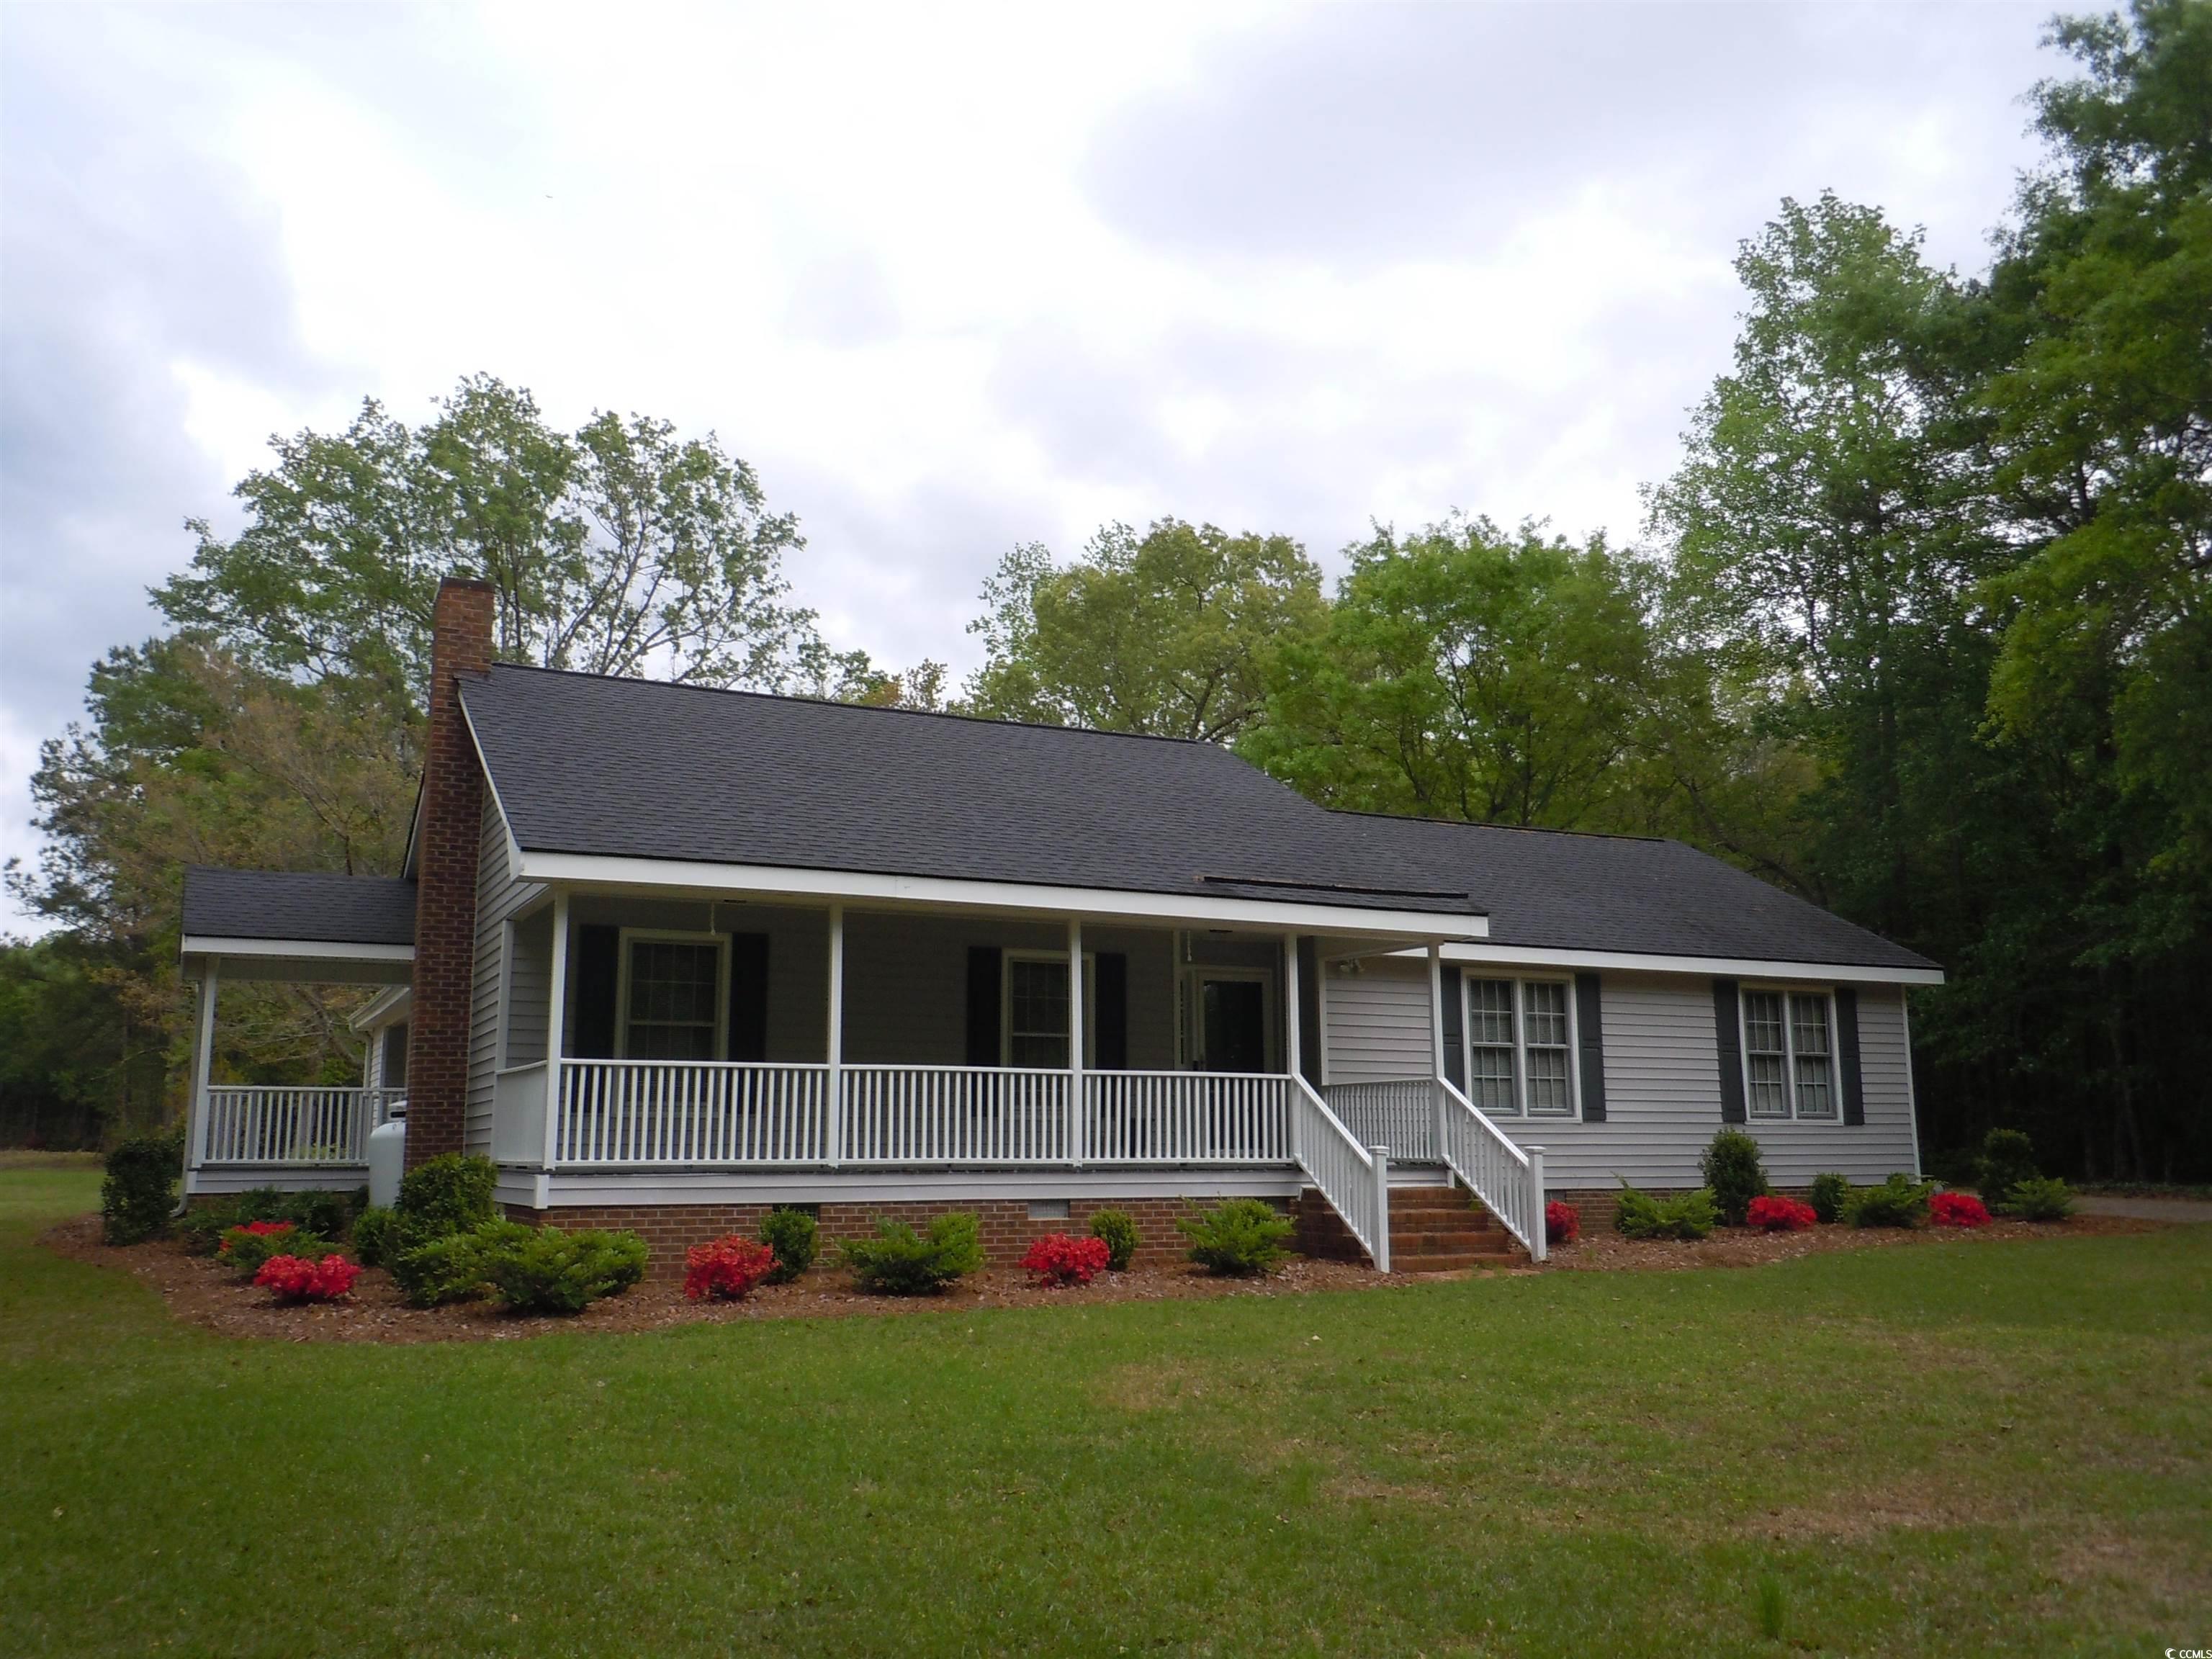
top-left (1002, 950), bottom-right (1097, 1069)
top-left (613, 928), bottom-right (730, 1061)
top-left (1177, 963), bottom-right (1278, 1073)
top-left (1738, 984), bottom-right (1839, 1123)
top-left (1460, 975), bottom-right (1581, 1121)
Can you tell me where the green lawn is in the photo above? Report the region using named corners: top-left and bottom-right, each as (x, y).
top-left (4, 1164), bottom-right (2206, 1657)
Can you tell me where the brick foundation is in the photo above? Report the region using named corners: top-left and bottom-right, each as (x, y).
top-left (501, 1194), bottom-right (1304, 1278)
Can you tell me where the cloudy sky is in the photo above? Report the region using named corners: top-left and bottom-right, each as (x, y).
top-left (1, 0), bottom-right (2061, 927)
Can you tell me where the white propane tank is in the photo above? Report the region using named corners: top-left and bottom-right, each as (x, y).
top-left (367, 1107), bottom-right (408, 1208)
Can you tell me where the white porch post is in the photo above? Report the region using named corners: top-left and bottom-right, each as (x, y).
top-left (186, 958), bottom-right (218, 1182)
top-left (827, 903), bottom-right (845, 1168)
top-left (1067, 916), bottom-right (1084, 1167)
top-left (539, 890), bottom-right (569, 1205)
top-left (1427, 941), bottom-right (1448, 1163)
top-left (1527, 1144), bottom-right (1548, 1263)
top-left (1282, 933), bottom-right (1301, 1082)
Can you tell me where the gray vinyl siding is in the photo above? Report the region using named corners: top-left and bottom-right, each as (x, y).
top-left (1321, 959), bottom-right (1921, 1189)
top-left (505, 909), bottom-right (552, 1066)
top-left (468, 798), bottom-right (544, 1155)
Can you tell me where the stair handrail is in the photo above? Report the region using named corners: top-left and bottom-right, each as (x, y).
top-left (1289, 1075), bottom-right (1391, 1273)
top-left (1435, 1076), bottom-right (1547, 1262)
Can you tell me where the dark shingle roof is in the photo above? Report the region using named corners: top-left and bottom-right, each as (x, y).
top-left (181, 868), bottom-right (416, 946)
top-left (1336, 812), bottom-right (1937, 971)
top-left (459, 665), bottom-right (1479, 917)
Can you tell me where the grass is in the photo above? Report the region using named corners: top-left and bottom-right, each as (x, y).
top-left (4, 1161), bottom-right (2207, 1657)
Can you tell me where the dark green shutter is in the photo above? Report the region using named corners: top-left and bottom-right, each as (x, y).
top-left (727, 932), bottom-right (769, 1062)
top-left (966, 946), bottom-right (1002, 1066)
top-left (1713, 979), bottom-right (1745, 1123)
top-left (1095, 953), bottom-right (1128, 1070)
top-left (1440, 965), bottom-right (1465, 1089)
top-left (1574, 971), bottom-right (1606, 1122)
top-left (1835, 986), bottom-right (1865, 1125)
top-left (1296, 937), bottom-right (1323, 1088)
top-left (574, 925), bottom-right (621, 1058)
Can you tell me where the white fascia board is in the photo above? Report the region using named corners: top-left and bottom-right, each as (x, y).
top-left (1398, 940), bottom-right (1942, 986)
top-left (348, 984), bottom-right (413, 1033)
top-left (181, 935), bottom-right (415, 963)
top-left (513, 850), bottom-right (1490, 941)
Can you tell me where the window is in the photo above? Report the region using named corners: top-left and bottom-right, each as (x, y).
top-left (619, 933), bottom-right (727, 1061)
top-left (1462, 979), bottom-right (1577, 1119)
top-left (1006, 956), bottom-right (1070, 1068)
top-left (1742, 989), bottom-right (1836, 1121)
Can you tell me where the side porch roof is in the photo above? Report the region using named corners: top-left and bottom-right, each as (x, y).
top-left (180, 867), bottom-right (415, 982)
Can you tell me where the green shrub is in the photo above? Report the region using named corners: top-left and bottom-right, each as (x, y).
top-left (2006, 1176), bottom-right (2076, 1222)
top-left (1699, 1128), bottom-right (1770, 1226)
top-left (282, 1190), bottom-right (358, 1242)
top-left (395, 1154), bottom-right (498, 1236)
top-left (1178, 1197), bottom-right (1293, 1276)
top-left (469, 1224), bottom-right (648, 1314)
top-left (840, 1213), bottom-right (984, 1295)
top-left (1088, 1207), bottom-right (1139, 1272)
top-left (219, 1225), bottom-right (337, 1281)
top-left (99, 1128), bottom-right (184, 1244)
top-left (390, 1219), bottom-right (530, 1308)
top-left (1843, 1172), bottom-right (1934, 1228)
top-left (350, 1205), bottom-right (404, 1268)
top-left (175, 1202), bottom-right (243, 1256)
top-left (1976, 1129), bottom-right (2040, 1205)
top-left (757, 1207), bottom-right (819, 1284)
top-left (1613, 1184), bottom-right (1718, 1241)
top-left (1808, 1172), bottom-right (1851, 1225)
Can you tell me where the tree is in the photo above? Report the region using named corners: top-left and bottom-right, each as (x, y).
top-left (963, 519), bottom-right (1326, 742)
top-left (156, 374), bottom-right (823, 716)
top-left (1249, 518), bottom-right (1676, 830)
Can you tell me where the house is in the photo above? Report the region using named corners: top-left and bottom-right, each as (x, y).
top-left (177, 577), bottom-right (1941, 1271)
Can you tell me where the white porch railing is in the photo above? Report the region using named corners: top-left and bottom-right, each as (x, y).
top-left (557, 1059), bottom-right (832, 1166)
top-left (1085, 1071), bottom-right (1292, 1164)
top-left (1436, 1076), bottom-right (1547, 1261)
top-left (1289, 1076), bottom-right (1390, 1272)
top-left (841, 1066), bottom-right (1070, 1165)
top-left (1324, 1079), bottom-right (1439, 1162)
top-left (201, 1086), bottom-right (403, 1166)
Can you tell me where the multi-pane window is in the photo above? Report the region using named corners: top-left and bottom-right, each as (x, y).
top-left (1006, 957), bottom-right (1071, 1068)
top-left (1741, 989), bottom-right (1836, 1121)
top-left (1466, 979), bottom-right (1517, 1112)
top-left (623, 938), bottom-right (724, 1060)
top-left (1462, 979), bottom-right (1576, 1119)
top-left (1521, 981), bottom-right (1573, 1117)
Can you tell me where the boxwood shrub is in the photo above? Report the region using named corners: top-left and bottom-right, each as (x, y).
top-left (1844, 1172), bottom-right (1935, 1228)
top-left (1088, 1207), bottom-right (1139, 1272)
top-left (1699, 1128), bottom-right (1770, 1226)
top-left (840, 1213), bottom-right (984, 1295)
top-left (1613, 1184), bottom-right (1719, 1241)
top-left (757, 1206), bottom-right (819, 1284)
top-left (2006, 1176), bottom-right (2076, 1222)
top-left (1975, 1129), bottom-right (2041, 1206)
top-left (1179, 1197), bottom-right (1293, 1276)
top-left (100, 1128), bottom-right (184, 1244)
top-left (1808, 1172), bottom-right (1852, 1225)
top-left (473, 1224), bottom-right (648, 1314)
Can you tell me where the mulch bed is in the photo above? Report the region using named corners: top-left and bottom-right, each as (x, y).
top-left (40, 1209), bottom-right (2167, 1346)
top-left (1545, 1210), bottom-right (2161, 1272)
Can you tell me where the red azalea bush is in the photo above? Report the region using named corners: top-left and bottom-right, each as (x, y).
top-left (1544, 1200), bottom-right (1580, 1245)
top-left (1021, 1233), bottom-right (1112, 1287)
top-left (220, 1219), bottom-right (295, 1253)
top-left (1930, 1191), bottom-right (1992, 1228)
top-left (1746, 1195), bottom-right (1817, 1232)
top-left (683, 1236), bottom-right (778, 1301)
top-left (255, 1253), bottom-right (361, 1303)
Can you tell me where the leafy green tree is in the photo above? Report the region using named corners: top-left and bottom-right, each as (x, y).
top-left (964, 519), bottom-right (1325, 742)
top-left (156, 374), bottom-right (823, 714)
top-left (1250, 518), bottom-right (1674, 830)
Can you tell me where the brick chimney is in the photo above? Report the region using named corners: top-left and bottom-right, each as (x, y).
top-left (404, 577), bottom-right (495, 1168)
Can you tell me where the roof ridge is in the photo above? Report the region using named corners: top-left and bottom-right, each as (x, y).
top-left (1328, 807), bottom-right (1671, 845)
top-left (477, 661), bottom-right (1231, 752)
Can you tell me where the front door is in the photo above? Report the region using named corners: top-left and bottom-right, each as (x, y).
top-left (1199, 977), bottom-right (1267, 1072)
